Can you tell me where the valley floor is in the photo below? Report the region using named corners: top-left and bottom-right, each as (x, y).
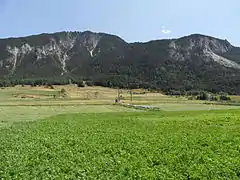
top-left (0, 85), bottom-right (240, 179)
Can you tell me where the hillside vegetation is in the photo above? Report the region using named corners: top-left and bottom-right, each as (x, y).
top-left (0, 32), bottom-right (240, 94)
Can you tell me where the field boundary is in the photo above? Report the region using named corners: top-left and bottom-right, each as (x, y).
top-left (118, 103), bottom-right (161, 111)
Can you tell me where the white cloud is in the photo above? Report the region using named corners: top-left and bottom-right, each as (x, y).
top-left (161, 26), bottom-right (171, 34)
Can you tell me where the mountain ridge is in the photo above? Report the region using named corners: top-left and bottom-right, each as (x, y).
top-left (0, 31), bottom-right (239, 94)
top-left (1, 32), bottom-right (238, 47)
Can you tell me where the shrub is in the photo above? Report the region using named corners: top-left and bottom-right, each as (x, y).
top-left (167, 90), bottom-right (182, 96)
top-left (49, 85), bottom-right (54, 89)
top-left (210, 96), bottom-right (218, 101)
top-left (59, 88), bottom-right (67, 97)
top-left (188, 96), bottom-right (195, 100)
top-left (187, 90), bottom-right (201, 96)
top-left (196, 92), bottom-right (210, 100)
top-left (85, 81), bottom-right (94, 86)
top-left (60, 88), bottom-right (66, 94)
top-left (219, 95), bottom-right (231, 101)
top-left (77, 81), bottom-right (85, 87)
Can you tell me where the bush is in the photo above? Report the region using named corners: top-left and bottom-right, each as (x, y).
top-left (85, 81), bottom-right (94, 86)
top-left (59, 88), bottom-right (67, 97)
top-left (196, 92), bottom-right (210, 100)
top-left (219, 95), bottom-right (231, 101)
top-left (210, 96), bottom-right (218, 101)
top-left (187, 90), bottom-right (201, 96)
top-left (60, 88), bottom-right (66, 94)
top-left (167, 90), bottom-right (182, 96)
top-left (188, 96), bottom-right (195, 100)
top-left (77, 81), bottom-right (85, 87)
top-left (49, 85), bottom-right (54, 89)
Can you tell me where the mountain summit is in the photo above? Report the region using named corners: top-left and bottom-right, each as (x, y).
top-left (0, 31), bottom-right (239, 94)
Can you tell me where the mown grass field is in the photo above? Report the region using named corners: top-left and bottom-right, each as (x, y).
top-left (0, 85), bottom-right (239, 108)
top-left (0, 85), bottom-right (240, 179)
top-left (0, 105), bottom-right (139, 128)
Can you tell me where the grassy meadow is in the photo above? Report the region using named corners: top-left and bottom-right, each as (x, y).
top-left (0, 85), bottom-right (240, 179)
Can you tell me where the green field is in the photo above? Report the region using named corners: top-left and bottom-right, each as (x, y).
top-left (0, 105), bottom-right (139, 128)
top-left (0, 86), bottom-right (240, 179)
top-left (1, 110), bottom-right (240, 179)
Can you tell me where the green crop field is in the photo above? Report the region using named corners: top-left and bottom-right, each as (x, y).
top-left (0, 85), bottom-right (240, 179)
top-left (1, 110), bottom-right (240, 179)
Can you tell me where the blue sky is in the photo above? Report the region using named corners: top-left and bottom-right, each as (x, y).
top-left (0, 0), bottom-right (239, 45)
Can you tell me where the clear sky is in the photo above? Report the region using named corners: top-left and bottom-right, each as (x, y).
top-left (0, 0), bottom-right (239, 45)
